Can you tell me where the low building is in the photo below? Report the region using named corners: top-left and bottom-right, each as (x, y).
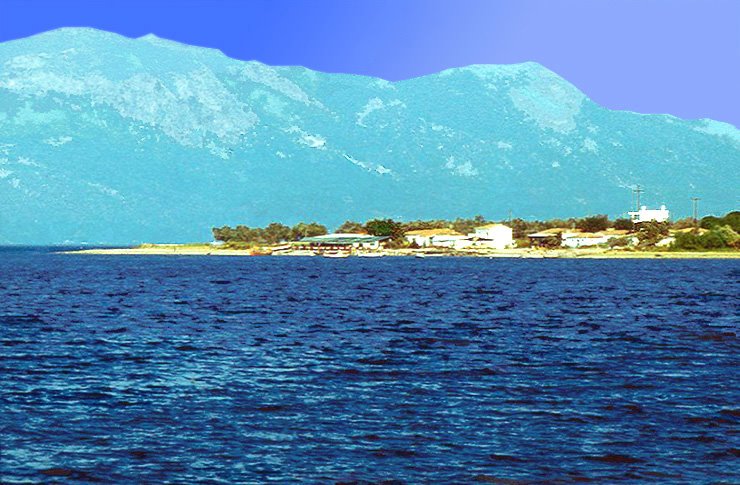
top-left (528, 228), bottom-right (569, 247)
top-left (530, 228), bottom-right (634, 248)
top-left (628, 205), bottom-right (670, 224)
top-left (429, 234), bottom-right (473, 250)
top-left (404, 228), bottom-right (463, 247)
top-left (561, 232), bottom-right (610, 248)
top-left (469, 223), bottom-right (514, 249)
top-left (295, 233), bottom-right (389, 251)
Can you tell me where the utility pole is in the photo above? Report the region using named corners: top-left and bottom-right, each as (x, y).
top-left (633, 185), bottom-right (643, 211)
top-left (508, 208), bottom-right (512, 224)
top-left (691, 197), bottom-right (700, 226)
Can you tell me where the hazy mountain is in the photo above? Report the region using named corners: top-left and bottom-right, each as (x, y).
top-left (1, 28), bottom-right (737, 244)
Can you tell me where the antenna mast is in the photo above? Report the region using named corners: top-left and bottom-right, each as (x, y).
top-left (691, 197), bottom-right (700, 226)
top-left (633, 185), bottom-right (644, 211)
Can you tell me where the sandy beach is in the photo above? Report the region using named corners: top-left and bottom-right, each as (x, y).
top-left (61, 245), bottom-right (740, 259)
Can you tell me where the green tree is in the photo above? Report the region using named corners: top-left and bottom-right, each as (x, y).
top-left (576, 215), bottom-right (609, 233)
top-left (235, 225), bottom-right (254, 242)
top-left (263, 222), bottom-right (292, 244)
top-left (365, 218), bottom-right (403, 239)
top-left (291, 222), bottom-right (328, 240)
top-left (336, 220), bottom-right (365, 233)
top-left (212, 225), bottom-right (236, 242)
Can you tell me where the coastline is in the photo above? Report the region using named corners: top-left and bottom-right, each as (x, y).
top-left (60, 245), bottom-right (740, 259)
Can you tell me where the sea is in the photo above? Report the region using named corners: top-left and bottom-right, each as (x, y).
top-left (1, 247), bottom-right (738, 483)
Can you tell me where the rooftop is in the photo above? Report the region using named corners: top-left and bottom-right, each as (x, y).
top-left (475, 223), bottom-right (511, 230)
top-left (404, 228), bottom-right (462, 237)
top-left (528, 228), bottom-right (571, 237)
top-left (298, 233), bottom-right (389, 244)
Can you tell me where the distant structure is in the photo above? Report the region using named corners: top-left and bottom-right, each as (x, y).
top-left (691, 197), bottom-right (700, 224)
top-left (404, 228), bottom-right (464, 248)
top-left (628, 205), bottom-right (670, 224)
top-left (470, 224), bottom-right (514, 250)
top-left (528, 228), bottom-right (633, 248)
top-left (296, 233), bottom-right (388, 251)
top-left (404, 224), bottom-right (514, 250)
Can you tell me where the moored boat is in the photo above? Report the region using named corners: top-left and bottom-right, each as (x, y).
top-left (322, 252), bottom-right (350, 258)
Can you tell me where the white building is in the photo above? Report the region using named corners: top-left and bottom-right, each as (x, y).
top-left (561, 229), bottom-right (634, 248)
top-left (298, 233), bottom-right (388, 250)
top-left (430, 234), bottom-right (473, 250)
top-left (404, 229), bottom-right (464, 247)
top-left (561, 232), bottom-right (609, 248)
top-left (529, 229), bottom-right (633, 248)
top-left (468, 224), bottom-right (514, 249)
top-left (628, 205), bottom-right (670, 224)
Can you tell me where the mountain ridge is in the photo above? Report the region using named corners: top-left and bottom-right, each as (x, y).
top-left (0, 28), bottom-right (738, 244)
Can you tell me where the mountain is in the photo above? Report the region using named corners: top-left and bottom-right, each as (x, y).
top-left (0, 28), bottom-right (738, 244)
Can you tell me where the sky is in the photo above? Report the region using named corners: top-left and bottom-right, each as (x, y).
top-left (1, 0), bottom-right (738, 127)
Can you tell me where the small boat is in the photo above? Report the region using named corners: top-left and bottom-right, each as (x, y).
top-left (357, 253), bottom-right (383, 258)
top-left (322, 252), bottom-right (350, 258)
top-left (414, 253), bottom-right (426, 259)
top-left (250, 250), bottom-right (272, 256)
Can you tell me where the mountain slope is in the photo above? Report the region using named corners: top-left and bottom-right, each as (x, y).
top-left (0, 28), bottom-right (738, 244)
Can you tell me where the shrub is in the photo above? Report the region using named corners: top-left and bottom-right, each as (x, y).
top-left (700, 212), bottom-right (740, 232)
top-left (706, 225), bottom-right (739, 248)
top-left (671, 217), bottom-right (696, 230)
top-left (613, 218), bottom-right (635, 231)
top-left (608, 236), bottom-right (632, 248)
top-left (672, 225), bottom-right (739, 251)
top-left (636, 221), bottom-right (670, 247)
top-left (672, 232), bottom-right (702, 251)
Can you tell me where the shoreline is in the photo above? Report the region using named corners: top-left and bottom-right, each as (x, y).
top-left (60, 246), bottom-right (740, 259)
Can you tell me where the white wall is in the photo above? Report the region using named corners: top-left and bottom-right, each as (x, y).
top-left (430, 235), bottom-right (472, 249)
top-left (471, 225), bottom-right (513, 249)
top-left (561, 236), bottom-right (609, 248)
top-left (405, 235), bottom-right (433, 247)
top-left (629, 206), bottom-right (670, 223)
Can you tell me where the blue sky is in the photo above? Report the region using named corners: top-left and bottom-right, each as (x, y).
top-left (2, 0), bottom-right (738, 126)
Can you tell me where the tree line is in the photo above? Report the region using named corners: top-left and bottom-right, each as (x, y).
top-left (672, 211), bottom-right (740, 250)
top-left (212, 211), bottom-right (739, 250)
top-left (211, 216), bottom-right (492, 246)
top-left (212, 222), bottom-right (328, 245)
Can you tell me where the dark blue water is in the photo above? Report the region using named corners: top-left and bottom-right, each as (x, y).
top-left (1, 248), bottom-right (738, 483)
